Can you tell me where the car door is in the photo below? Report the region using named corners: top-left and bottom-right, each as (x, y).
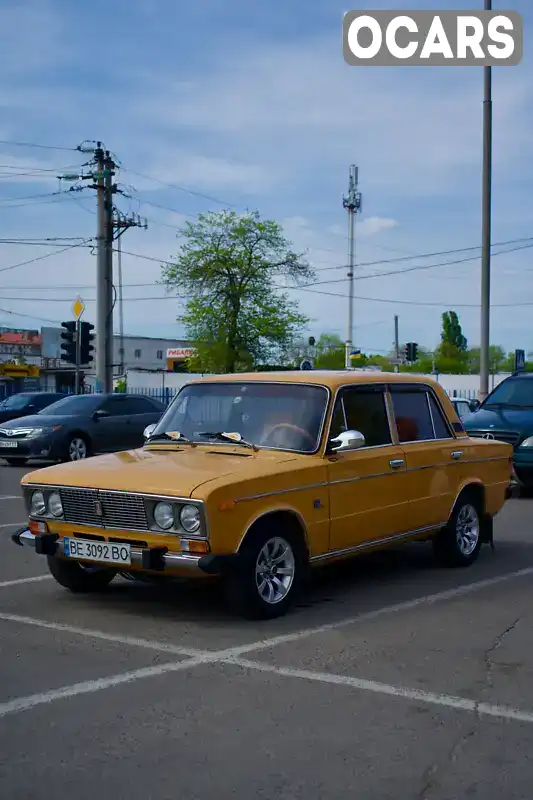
top-left (120, 396), bottom-right (164, 448)
top-left (326, 384), bottom-right (411, 553)
top-left (388, 383), bottom-right (457, 533)
top-left (94, 396), bottom-right (132, 452)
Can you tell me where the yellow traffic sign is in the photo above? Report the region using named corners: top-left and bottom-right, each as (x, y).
top-left (72, 296), bottom-right (85, 320)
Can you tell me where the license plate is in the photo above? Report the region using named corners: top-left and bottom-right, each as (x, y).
top-left (0, 441), bottom-right (18, 448)
top-left (63, 537), bottom-right (131, 565)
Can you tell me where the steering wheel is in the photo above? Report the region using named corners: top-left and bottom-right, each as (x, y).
top-left (262, 423), bottom-right (315, 449)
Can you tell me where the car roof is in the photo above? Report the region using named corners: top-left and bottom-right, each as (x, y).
top-left (186, 370), bottom-right (441, 391)
top-left (9, 391), bottom-right (64, 398)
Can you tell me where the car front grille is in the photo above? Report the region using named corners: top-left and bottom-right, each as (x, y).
top-left (59, 487), bottom-right (149, 530)
top-left (467, 430), bottom-right (521, 447)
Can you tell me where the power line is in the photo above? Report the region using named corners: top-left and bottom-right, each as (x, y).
top-left (0, 305), bottom-right (61, 324)
top-left (0, 237), bottom-right (88, 245)
top-left (0, 189), bottom-right (71, 205)
top-left (0, 138), bottom-right (78, 153)
top-left (312, 236), bottom-right (533, 273)
top-left (0, 192), bottom-right (80, 210)
top-left (121, 167), bottom-right (238, 209)
top-left (4, 289), bottom-right (533, 309)
top-left (0, 239), bottom-right (93, 275)
top-left (2, 237), bottom-right (531, 292)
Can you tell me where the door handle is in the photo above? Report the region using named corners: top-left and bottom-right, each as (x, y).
top-left (451, 450), bottom-right (463, 460)
top-left (389, 458), bottom-right (404, 469)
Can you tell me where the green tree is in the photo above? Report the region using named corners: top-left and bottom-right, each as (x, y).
top-left (440, 310), bottom-right (467, 355)
top-left (467, 345), bottom-right (506, 374)
top-left (314, 333), bottom-right (345, 369)
top-left (161, 210), bottom-right (313, 373)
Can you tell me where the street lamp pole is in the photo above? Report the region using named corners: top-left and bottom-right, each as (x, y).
top-left (479, 0), bottom-right (492, 400)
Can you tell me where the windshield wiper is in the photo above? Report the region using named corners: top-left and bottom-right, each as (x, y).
top-left (197, 431), bottom-right (259, 451)
top-left (146, 431), bottom-right (196, 446)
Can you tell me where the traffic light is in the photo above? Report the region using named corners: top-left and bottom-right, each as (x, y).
top-left (405, 342), bottom-right (418, 363)
top-left (60, 321), bottom-right (77, 365)
top-left (79, 321), bottom-right (95, 365)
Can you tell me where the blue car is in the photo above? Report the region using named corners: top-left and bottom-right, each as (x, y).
top-left (463, 372), bottom-right (533, 489)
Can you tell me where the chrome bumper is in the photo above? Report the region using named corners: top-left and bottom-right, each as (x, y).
top-left (12, 528), bottom-right (203, 573)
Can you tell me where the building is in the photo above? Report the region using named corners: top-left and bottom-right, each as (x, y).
top-left (0, 328), bottom-right (42, 398)
top-left (39, 328), bottom-right (195, 391)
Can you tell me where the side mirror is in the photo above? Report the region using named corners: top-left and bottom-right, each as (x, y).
top-left (328, 429), bottom-right (365, 453)
top-left (143, 423), bottom-right (156, 440)
top-left (469, 399), bottom-right (480, 412)
top-left (92, 408), bottom-right (110, 420)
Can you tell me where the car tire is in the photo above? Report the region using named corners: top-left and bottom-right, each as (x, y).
top-left (224, 523), bottom-right (306, 620)
top-left (46, 555), bottom-right (116, 592)
top-left (4, 458), bottom-right (28, 466)
top-left (65, 434), bottom-right (91, 462)
top-left (432, 493), bottom-right (483, 568)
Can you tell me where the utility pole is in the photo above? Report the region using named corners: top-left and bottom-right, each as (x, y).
top-left (114, 210), bottom-right (147, 375)
top-left (103, 151), bottom-right (115, 393)
top-left (60, 141), bottom-right (146, 392)
top-left (342, 165), bottom-right (362, 369)
top-left (394, 314), bottom-right (399, 374)
top-left (479, 0), bottom-right (492, 401)
top-left (94, 144), bottom-right (107, 393)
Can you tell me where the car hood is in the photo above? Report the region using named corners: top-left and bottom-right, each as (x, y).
top-left (0, 414), bottom-right (71, 430)
top-left (0, 409), bottom-right (29, 424)
top-left (463, 406), bottom-right (533, 436)
top-left (21, 445), bottom-right (301, 498)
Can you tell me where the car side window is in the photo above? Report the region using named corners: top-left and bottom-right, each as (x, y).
top-left (390, 389), bottom-right (434, 442)
top-left (428, 393), bottom-right (453, 439)
top-left (330, 387), bottom-right (391, 448)
top-left (99, 398), bottom-right (129, 416)
top-left (121, 397), bottom-right (158, 415)
top-left (36, 394), bottom-right (58, 408)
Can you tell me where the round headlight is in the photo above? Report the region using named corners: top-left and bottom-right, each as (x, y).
top-left (180, 504), bottom-right (200, 533)
top-left (48, 491), bottom-right (63, 517)
top-left (154, 501), bottom-right (174, 530)
top-left (30, 490), bottom-right (46, 516)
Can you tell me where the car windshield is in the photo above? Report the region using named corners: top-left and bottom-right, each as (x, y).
top-left (150, 381), bottom-right (329, 453)
top-left (1, 394), bottom-right (33, 410)
top-left (483, 379), bottom-right (533, 409)
top-left (39, 394), bottom-right (102, 416)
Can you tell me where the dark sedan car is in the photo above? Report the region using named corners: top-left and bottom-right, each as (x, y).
top-left (0, 391), bottom-right (66, 424)
top-left (0, 392), bottom-right (165, 466)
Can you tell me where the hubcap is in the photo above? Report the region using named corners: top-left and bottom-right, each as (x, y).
top-left (69, 438), bottom-right (87, 461)
top-left (255, 536), bottom-right (295, 605)
top-left (456, 503), bottom-right (479, 556)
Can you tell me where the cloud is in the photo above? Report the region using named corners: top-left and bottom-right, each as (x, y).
top-left (327, 217), bottom-right (400, 237)
top-left (144, 153), bottom-right (278, 194)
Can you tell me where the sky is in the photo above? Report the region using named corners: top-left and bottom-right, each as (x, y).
top-left (0, 0), bottom-right (531, 358)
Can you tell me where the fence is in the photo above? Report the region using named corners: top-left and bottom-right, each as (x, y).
top-left (1, 381), bottom-right (482, 406)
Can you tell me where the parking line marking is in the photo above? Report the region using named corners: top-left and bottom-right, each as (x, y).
top-left (0, 576), bottom-right (51, 589)
top-left (0, 613), bottom-right (205, 657)
top-left (0, 522), bottom-right (26, 529)
top-left (226, 566), bottom-right (533, 658)
top-left (226, 658), bottom-right (533, 724)
top-left (1, 568), bottom-right (533, 664)
top-left (0, 655), bottom-right (216, 719)
top-left (0, 496), bottom-right (22, 501)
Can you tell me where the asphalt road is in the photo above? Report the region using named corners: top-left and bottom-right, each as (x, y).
top-left (2, 458), bottom-right (533, 799)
